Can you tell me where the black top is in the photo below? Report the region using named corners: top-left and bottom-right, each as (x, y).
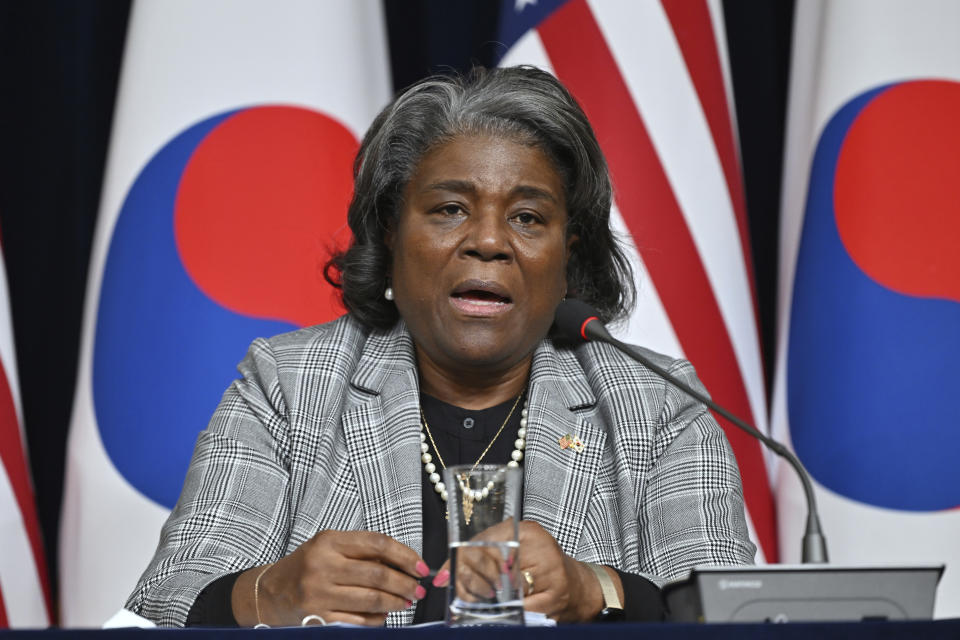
top-left (186, 393), bottom-right (664, 626)
top-left (413, 392), bottom-right (526, 623)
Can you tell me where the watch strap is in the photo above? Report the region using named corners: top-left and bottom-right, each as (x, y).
top-left (585, 562), bottom-right (622, 610)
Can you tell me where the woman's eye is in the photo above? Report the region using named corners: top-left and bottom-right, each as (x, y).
top-left (513, 211), bottom-right (540, 225)
top-left (437, 204), bottom-right (465, 216)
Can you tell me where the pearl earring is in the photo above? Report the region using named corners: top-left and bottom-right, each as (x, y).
top-left (384, 286), bottom-right (394, 301)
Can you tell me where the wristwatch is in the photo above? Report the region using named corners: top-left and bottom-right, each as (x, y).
top-left (585, 562), bottom-right (625, 621)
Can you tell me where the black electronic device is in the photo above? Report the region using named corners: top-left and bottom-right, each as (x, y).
top-left (662, 564), bottom-right (944, 622)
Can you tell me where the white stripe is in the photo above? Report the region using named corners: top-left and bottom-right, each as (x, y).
top-left (587, 0), bottom-right (767, 435)
top-left (609, 204), bottom-right (684, 358)
top-left (0, 461), bottom-right (47, 626)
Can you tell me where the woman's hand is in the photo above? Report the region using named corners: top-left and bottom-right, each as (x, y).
top-left (515, 520), bottom-right (620, 622)
top-left (232, 530), bottom-right (430, 627)
top-left (434, 520), bottom-right (622, 622)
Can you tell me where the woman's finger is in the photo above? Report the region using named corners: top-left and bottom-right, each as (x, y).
top-left (461, 545), bottom-right (504, 585)
top-left (326, 531), bottom-right (429, 579)
top-left (324, 584), bottom-right (412, 615)
top-left (328, 558), bottom-right (424, 603)
top-left (453, 563), bottom-right (495, 602)
top-left (522, 592), bottom-right (559, 617)
top-left (451, 549), bottom-right (495, 601)
top-left (432, 558), bottom-right (451, 587)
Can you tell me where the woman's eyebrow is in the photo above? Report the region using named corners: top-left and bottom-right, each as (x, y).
top-left (423, 181), bottom-right (559, 205)
top-left (511, 184), bottom-right (559, 204)
top-left (424, 179), bottom-right (476, 195)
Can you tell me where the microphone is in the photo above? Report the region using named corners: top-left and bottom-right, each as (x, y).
top-left (553, 299), bottom-right (828, 564)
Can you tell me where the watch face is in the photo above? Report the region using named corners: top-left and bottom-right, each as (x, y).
top-left (598, 607), bottom-right (625, 622)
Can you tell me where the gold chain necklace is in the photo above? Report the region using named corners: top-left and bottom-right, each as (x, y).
top-left (419, 391), bottom-right (527, 521)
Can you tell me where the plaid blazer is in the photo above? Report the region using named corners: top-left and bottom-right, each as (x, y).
top-left (126, 315), bottom-right (755, 626)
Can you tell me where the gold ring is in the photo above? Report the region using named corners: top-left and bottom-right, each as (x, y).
top-left (522, 570), bottom-right (534, 595)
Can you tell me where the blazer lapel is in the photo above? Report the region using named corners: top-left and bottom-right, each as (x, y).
top-left (522, 341), bottom-right (606, 557)
top-left (339, 324), bottom-right (422, 626)
top-left (337, 329), bottom-right (606, 622)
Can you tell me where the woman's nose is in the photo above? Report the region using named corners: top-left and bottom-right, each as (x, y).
top-left (462, 210), bottom-right (513, 261)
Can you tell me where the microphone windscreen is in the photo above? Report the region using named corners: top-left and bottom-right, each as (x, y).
top-left (553, 298), bottom-right (601, 343)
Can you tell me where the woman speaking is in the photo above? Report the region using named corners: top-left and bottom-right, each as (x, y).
top-left (126, 66), bottom-right (755, 627)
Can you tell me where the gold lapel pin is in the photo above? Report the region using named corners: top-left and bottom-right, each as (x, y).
top-left (559, 434), bottom-right (585, 453)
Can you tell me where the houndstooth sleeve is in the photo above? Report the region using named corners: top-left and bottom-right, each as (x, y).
top-left (636, 357), bottom-right (757, 584)
top-left (124, 337), bottom-right (293, 626)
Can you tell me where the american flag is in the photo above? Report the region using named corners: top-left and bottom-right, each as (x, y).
top-left (0, 238), bottom-right (51, 627)
top-left (498, 0), bottom-right (776, 562)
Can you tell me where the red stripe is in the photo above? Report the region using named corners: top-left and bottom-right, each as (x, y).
top-left (0, 584), bottom-right (8, 628)
top-left (660, 0), bottom-right (764, 365)
top-left (538, 0), bottom-right (778, 560)
top-left (0, 360), bottom-right (52, 623)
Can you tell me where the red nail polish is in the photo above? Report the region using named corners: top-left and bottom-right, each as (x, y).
top-left (406, 600), bottom-right (412, 608)
top-left (415, 585), bottom-right (426, 599)
top-left (415, 561), bottom-right (430, 577)
top-left (432, 569), bottom-right (450, 587)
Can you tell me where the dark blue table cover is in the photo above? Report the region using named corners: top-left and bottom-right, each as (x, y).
top-left (3, 620), bottom-right (960, 640)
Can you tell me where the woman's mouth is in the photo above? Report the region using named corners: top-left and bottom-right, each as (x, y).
top-left (449, 284), bottom-right (514, 316)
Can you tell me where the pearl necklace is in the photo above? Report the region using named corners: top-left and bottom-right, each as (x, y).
top-left (419, 392), bottom-right (528, 502)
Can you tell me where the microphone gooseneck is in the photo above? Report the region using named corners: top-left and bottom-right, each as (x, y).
top-left (553, 299), bottom-right (828, 564)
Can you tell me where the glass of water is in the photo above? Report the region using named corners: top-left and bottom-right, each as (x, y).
top-left (443, 463), bottom-right (524, 626)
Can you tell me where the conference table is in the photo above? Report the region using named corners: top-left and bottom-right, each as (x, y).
top-left (4, 620), bottom-right (960, 640)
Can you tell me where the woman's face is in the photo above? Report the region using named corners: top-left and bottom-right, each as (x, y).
top-left (388, 134), bottom-right (573, 377)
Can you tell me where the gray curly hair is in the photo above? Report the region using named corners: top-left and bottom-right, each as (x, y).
top-left (325, 65), bottom-right (635, 330)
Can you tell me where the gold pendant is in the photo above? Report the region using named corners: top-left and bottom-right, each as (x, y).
top-left (462, 490), bottom-right (475, 525)
top-left (456, 472), bottom-right (476, 525)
